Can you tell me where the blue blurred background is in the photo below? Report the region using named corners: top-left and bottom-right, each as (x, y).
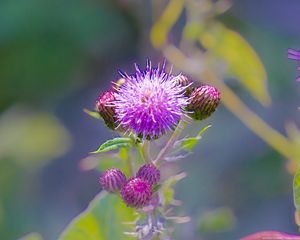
top-left (0, 0), bottom-right (299, 239)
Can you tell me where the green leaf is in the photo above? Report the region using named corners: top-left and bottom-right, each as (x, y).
top-left (59, 192), bottom-right (136, 240)
top-left (152, 184), bottom-right (161, 193)
top-left (177, 125), bottom-right (211, 152)
top-left (91, 138), bottom-right (133, 154)
top-left (150, 0), bottom-right (185, 48)
top-left (198, 207), bottom-right (236, 234)
top-left (199, 22), bottom-right (270, 106)
top-left (19, 233), bottom-right (43, 240)
top-left (161, 172), bottom-right (186, 206)
top-left (79, 153), bottom-right (124, 172)
top-left (293, 168), bottom-right (300, 226)
top-left (83, 109), bottom-right (101, 120)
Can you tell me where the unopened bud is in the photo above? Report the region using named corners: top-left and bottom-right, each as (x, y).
top-left (136, 164), bottom-right (160, 186)
top-left (95, 90), bottom-right (117, 130)
top-left (121, 177), bottom-right (152, 208)
top-left (99, 168), bottom-right (126, 193)
top-left (187, 84), bottom-right (221, 120)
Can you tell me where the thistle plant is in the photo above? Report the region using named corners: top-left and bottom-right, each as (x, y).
top-left (86, 60), bottom-right (221, 239)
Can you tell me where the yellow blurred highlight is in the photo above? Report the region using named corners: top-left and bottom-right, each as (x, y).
top-left (0, 107), bottom-right (71, 168)
top-left (163, 44), bottom-right (296, 163)
top-left (19, 232), bottom-right (44, 240)
top-left (285, 122), bottom-right (300, 166)
top-left (151, 0), bottom-right (185, 48)
top-left (183, 22), bottom-right (203, 41)
top-left (198, 23), bottom-right (271, 106)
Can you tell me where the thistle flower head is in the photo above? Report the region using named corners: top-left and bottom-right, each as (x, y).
top-left (136, 163), bottom-right (160, 186)
top-left (99, 168), bottom-right (126, 193)
top-left (187, 84), bottom-right (221, 120)
top-left (113, 60), bottom-right (189, 140)
top-left (121, 177), bottom-right (152, 208)
top-left (95, 90), bottom-right (117, 130)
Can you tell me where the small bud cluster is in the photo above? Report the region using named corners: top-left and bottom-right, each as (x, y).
top-left (94, 61), bottom-right (221, 211)
top-left (91, 61), bottom-right (222, 238)
top-left (99, 164), bottom-right (160, 208)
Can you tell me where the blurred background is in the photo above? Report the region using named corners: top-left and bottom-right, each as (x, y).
top-left (0, 0), bottom-right (299, 239)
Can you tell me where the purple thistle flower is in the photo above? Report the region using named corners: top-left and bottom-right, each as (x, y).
top-left (288, 48), bottom-right (300, 82)
top-left (187, 84), bottom-right (221, 120)
top-left (99, 168), bottom-right (127, 193)
top-left (136, 163), bottom-right (160, 186)
top-left (121, 177), bottom-right (152, 208)
top-left (113, 60), bottom-right (189, 140)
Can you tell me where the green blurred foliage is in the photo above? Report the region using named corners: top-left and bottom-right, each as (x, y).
top-left (0, 108), bottom-right (71, 167)
top-left (293, 168), bottom-right (300, 227)
top-left (197, 22), bottom-right (270, 106)
top-left (0, 0), bottom-right (135, 109)
top-left (218, 13), bottom-right (298, 96)
top-left (0, 0), bottom-right (138, 238)
top-left (198, 207), bottom-right (236, 234)
top-left (58, 192), bottom-right (135, 240)
top-left (0, 107), bottom-right (71, 239)
top-left (19, 233), bottom-right (44, 240)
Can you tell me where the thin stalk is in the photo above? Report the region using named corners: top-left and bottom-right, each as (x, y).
top-left (163, 45), bottom-right (296, 161)
top-left (138, 141), bottom-right (152, 163)
top-left (202, 70), bottom-right (295, 160)
top-left (154, 120), bottom-right (187, 166)
top-left (125, 151), bottom-right (134, 176)
top-left (143, 140), bottom-right (152, 163)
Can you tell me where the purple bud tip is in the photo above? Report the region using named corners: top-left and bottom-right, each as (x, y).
top-left (95, 91), bottom-right (117, 130)
top-left (99, 168), bottom-right (127, 193)
top-left (187, 84), bottom-right (221, 120)
top-left (136, 164), bottom-right (160, 186)
top-left (121, 177), bottom-right (152, 208)
top-left (288, 48), bottom-right (300, 61)
top-left (288, 48), bottom-right (300, 82)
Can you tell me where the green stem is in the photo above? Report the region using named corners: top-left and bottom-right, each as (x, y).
top-left (143, 140), bottom-right (152, 163)
top-left (202, 70), bottom-right (295, 161)
top-left (125, 150), bottom-right (134, 176)
top-left (154, 119), bottom-right (187, 166)
top-left (163, 45), bottom-right (296, 162)
top-left (138, 141), bottom-right (152, 163)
